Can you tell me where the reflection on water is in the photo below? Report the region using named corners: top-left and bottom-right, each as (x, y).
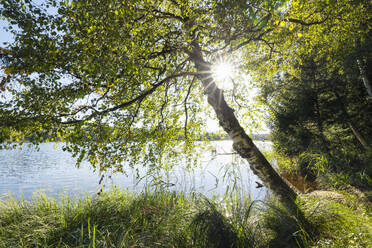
top-left (0, 141), bottom-right (271, 200)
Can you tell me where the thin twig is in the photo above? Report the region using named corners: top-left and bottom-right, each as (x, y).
top-left (184, 76), bottom-right (196, 139)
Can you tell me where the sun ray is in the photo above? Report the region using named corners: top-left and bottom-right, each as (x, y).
top-left (211, 60), bottom-right (235, 90)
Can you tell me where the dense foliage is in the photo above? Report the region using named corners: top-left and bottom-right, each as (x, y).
top-left (256, 0), bottom-right (372, 186)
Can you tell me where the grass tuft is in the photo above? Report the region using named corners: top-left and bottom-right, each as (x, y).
top-left (0, 188), bottom-right (370, 247)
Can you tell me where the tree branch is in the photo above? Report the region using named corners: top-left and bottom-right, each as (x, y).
top-left (61, 71), bottom-right (200, 124)
top-left (287, 17), bottom-right (329, 26)
top-left (228, 28), bottom-right (273, 53)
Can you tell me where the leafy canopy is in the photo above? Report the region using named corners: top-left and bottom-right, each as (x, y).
top-left (0, 0), bottom-right (285, 172)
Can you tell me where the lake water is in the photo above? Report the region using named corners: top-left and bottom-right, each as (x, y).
top-left (0, 141), bottom-right (271, 201)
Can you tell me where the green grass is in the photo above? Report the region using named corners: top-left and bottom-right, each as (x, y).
top-left (0, 188), bottom-right (370, 247)
top-left (300, 191), bottom-right (372, 248)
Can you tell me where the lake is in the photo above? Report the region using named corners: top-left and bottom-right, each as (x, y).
top-left (0, 141), bottom-right (271, 201)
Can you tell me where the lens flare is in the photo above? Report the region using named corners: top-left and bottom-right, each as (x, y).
top-left (212, 62), bottom-right (234, 90)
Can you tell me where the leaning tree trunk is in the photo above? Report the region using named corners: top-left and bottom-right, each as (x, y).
top-left (357, 58), bottom-right (372, 101)
top-left (348, 122), bottom-right (370, 151)
top-left (188, 44), bottom-right (309, 226)
top-left (333, 91), bottom-right (371, 150)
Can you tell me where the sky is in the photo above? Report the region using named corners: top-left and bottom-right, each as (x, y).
top-left (0, 19), bottom-right (13, 45)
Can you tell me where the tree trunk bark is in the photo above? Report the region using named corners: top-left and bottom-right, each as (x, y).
top-left (333, 91), bottom-right (371, 150)
top-left (357, 58), bottom-right (372, 101)
top-left (189, 44), bottom-right (309, 225)
top-left (348, 122), bottom-right (370, 151)
top-left (311, 63), bottom-right (331, 153)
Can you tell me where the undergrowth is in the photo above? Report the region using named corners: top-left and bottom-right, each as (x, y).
top-left (0, 188), bottom-right (370, 247)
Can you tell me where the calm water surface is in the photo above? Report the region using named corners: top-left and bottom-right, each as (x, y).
top-left (0, 141), bottom-right (270, 200)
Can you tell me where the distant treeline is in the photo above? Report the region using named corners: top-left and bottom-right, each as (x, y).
top-left (20, 132), bottom-right (271, 143)
top-left (200, 133), bottom-right (271, 141)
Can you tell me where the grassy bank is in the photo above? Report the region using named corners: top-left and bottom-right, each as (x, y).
top-left (0, 189), bottom-right (370, 248)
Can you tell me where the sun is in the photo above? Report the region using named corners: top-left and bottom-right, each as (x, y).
top-left (211, 61), bottom-right (235, 90)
